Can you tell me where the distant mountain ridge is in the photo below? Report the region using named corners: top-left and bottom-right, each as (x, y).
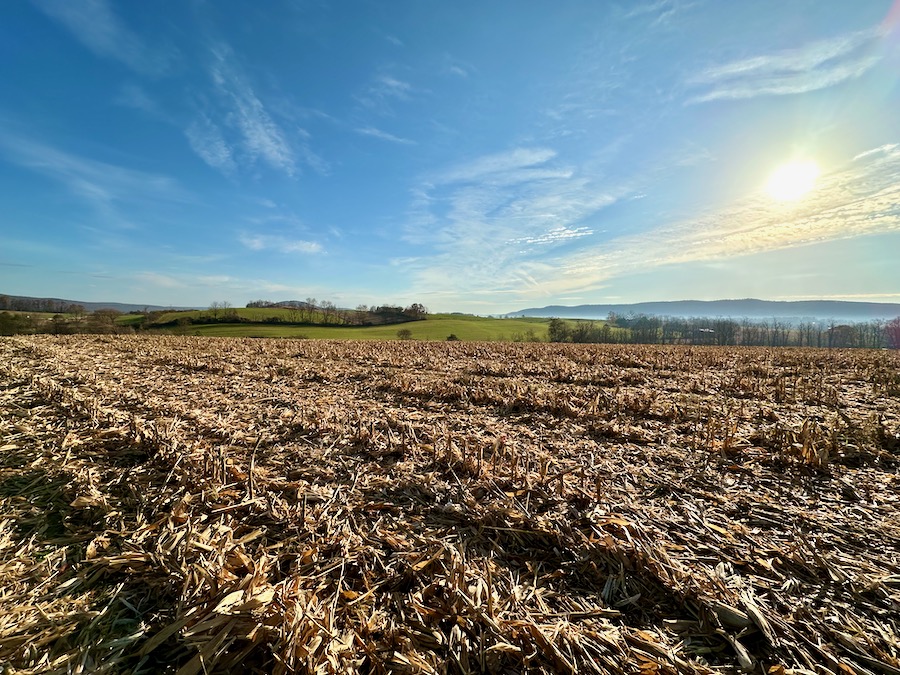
top-left (510, 299), bottom-right (900, 323)
top-left (0, 294), bottom-right (198, 313)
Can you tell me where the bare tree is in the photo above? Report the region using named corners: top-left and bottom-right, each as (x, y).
top-left (404, 303), bottom-right (428, 319)
top-left (355, 304), bottom-right (369, 325)
top-left (320, 300), bottom-right (336, 324)
top-left (86, 309), bottom-right (122, 334)
top-left (303, 298), bottom-right (317, 323)
top-left (886, 317), bottom-right (900, 349)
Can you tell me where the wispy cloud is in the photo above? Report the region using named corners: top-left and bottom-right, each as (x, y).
top-left (381, 33), bottom-right (403, 47)
top-left (196, 275), bottom-right (234, 286)
top-left (238, 233), bottom-right (323, 254)
top-left (0, 133), bottom-right (186, 226)
top-left (511, 226), bottom-right (593, 246)
top-left (688, 27), bottom-right (886, 103)
top-left (437, 148), bottom-right (559, 184)
top-left (371, 74), bottom-right (413, 100)
top-left (294, 128), bottom-right (330, 175)
top-left (135, 271), bottom-right (182, 288)
top-left (32, 0), bottom-right (175, 76)
top-left (402, 147), bottom-right (619, 298)
top-left (441, 53), bottom-right (474, 78)
top-left (853, 143), bottom-right (898, 161)
top-left (625, 0), bottom-right (672, 18)
top-left (354, 126), bottom-right (416, 145)
top-left (402, 144), bottom-right (900, 307)
top-left (624, 0), bottom-right (693, 27)
top-left (550, 145), bottom-right (900, 295)
top-left (774, 292), bottom-right (900, 302)
top-left (357, 73), bottom-right (416, 112)
top-left (204, 43), bottom-right (296, 175)
top-left (185, 114), bottom-right (237, 174)
top-left (114, 83), bottom-right (169, 120)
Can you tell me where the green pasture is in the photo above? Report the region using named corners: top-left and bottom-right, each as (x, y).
top-left (164, 314), bottom-right (550, 341)
top-left (116, 314), bottom-right (145, 327)
top-left (144, 307), bottom-right (303, 324)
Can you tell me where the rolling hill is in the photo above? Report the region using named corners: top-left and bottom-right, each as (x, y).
top-left (510, 299), bottom-right (900, 324)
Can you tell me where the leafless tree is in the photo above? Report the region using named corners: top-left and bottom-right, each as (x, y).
top-left (885, 317), bottom-right (900, 349)
top-left (303, 298), bottom-right (317, 323)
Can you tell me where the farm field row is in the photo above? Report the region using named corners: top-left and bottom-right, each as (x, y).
top-left (0, 335), bottom-right (898, 673)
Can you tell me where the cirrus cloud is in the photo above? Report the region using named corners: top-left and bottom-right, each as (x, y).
top-left (238, 233), bottom-right (323, 254)
top-left (688, 27), bottom-right (887, 103)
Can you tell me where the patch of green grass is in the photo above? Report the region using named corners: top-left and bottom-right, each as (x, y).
top-left (162, 314), bottom-right (552, 341)
top-left (115, 314), bottom-right (144, 327)
top-left (148, 307), bottom-right (302, 324)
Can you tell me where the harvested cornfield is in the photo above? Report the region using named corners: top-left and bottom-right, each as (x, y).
top-left (1, 335), bottom-right (898, 674)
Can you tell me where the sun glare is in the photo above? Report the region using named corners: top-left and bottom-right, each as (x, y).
top-left (765, 160), bottom-right (820, 201)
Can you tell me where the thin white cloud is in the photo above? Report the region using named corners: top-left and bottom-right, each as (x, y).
top-left (688, 27), bottom-right (886, 103)
top-left (401, 144), bottom-right (900, 307)
top-left (625, 0), bottom-right (672, 18)
top-left (775, 292), bottom-right (900, 302)
top-left (115, 83), bottom-right (169, 120)
top-left (32, 0), bottom-right (175, 76)
top-left (244, 210), bottom-right (306, 229)
top-left (0, 133), bottom-right (186, 223)
top-left (437, 148), bottom-right (559, 184)
top-left (295, 128), bottom-right (331, 175)
top-left (512, 226), bottom-right (594, 246)
top-left (135, 271), bottom-right (181, 288)
top-left (441, 53), bottom-right (475, 78)
top-left (372, 74), bottom-right (412, 100)
top-left (550, 145), bottom-right (900, 295)
top-left (238, 233), bottom-right (323, 254)
top-left (185, 114), bottom-right (236, 174)
top-left (624, 0), bottom-right (693, 27)
top-left (197, 275), bottom-right (233, 285)
top-left (357, 72), bottom-right (417, 112)
top-left (354, 126), bottom-right (417, 145)
top-left (402, 147), bottom-right (619, 299)
top-left (130, 271), bottom-right (301, 298)
top-left (853, 143), bottom-right (898, 161)
top-left (206, 43), bottom-right (296, 175)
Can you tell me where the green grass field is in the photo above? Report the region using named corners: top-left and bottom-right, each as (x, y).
top-left (156, 313), bottom-right (551, 341)
top-left (113, 308), bottom-right (622, 342)
top-left (116, 314), bottom-right (145, 327)
top-left (144, 307), bottom-right (301, 324)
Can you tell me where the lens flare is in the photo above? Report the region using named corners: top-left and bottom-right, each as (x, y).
top-left (765, 160), bottom-right (820, 201)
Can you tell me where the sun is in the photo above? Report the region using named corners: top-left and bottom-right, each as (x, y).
top-left (765, 160), bottom-right (820, 201)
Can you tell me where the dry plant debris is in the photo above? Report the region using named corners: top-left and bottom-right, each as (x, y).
top-left (0, 334), bottom-right (898, 674)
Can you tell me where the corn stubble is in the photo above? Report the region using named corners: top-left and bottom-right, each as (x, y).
top-left (0, 335), bottom-right (898, 674)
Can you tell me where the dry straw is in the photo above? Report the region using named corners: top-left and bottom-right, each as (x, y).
top-left (0, 334), bottom-right (898, 673)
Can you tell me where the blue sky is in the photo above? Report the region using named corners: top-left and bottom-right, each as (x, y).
top-left (1, 0), bottom-right (899, 313)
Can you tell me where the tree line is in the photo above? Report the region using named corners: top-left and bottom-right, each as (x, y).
top-left (0, 299), bottom-right (431, 335)
top-left (243, 299), bottom-right (427, 326)
top-left (548, 314), bottom-right (900, 349)
top-left (0, 309), bottom-right (123, 336)
top-left (0, 295), bottom-right (85, 314)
